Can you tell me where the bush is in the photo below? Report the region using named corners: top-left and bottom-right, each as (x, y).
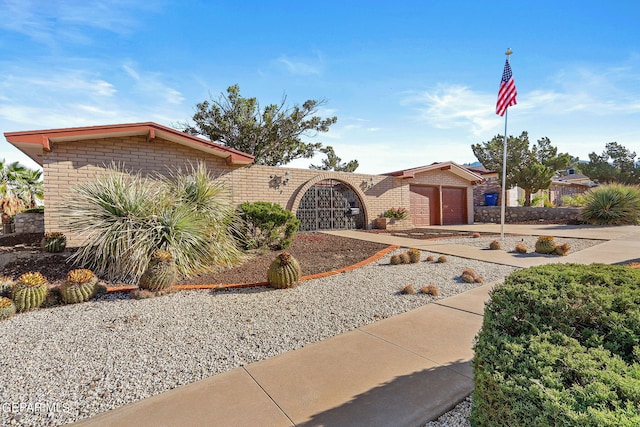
top-left (581, 184), bottom-right (640, 225)
top-left (561, 193), bottom-right (586, 207)
top-left (235, 201), bottom-right (300, 250)
top-left (382, 207), bottom-right (408, 219)
top-left (472, 264), bottom-right (640, 426)
top-left (22, 206), bottom-right (44, 214)
top-left (64, 162), bottom-right (243, 284)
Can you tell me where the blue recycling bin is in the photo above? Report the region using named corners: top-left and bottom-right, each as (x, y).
top-left (484, 193), bottom-right (498, 206)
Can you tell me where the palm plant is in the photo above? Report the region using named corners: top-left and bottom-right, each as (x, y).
top-left (0, 159), bottom-right (27, 197)
top-left (65, 162), bottom-right (243, 283)
top-left (581, 184), bottom-right (640, 225)
top-left (12, 169), bottom-right (43, 208)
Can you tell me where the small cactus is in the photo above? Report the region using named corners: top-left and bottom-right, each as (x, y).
top-left (12, 272), bottom-right (48, 312)
top-left (535, 236), bottom-right (556, 254)
top-left (514, 243), bottom-right (527, 254)
top-left (554, 243), bottom-right (571, 256)
top-left (390, 254), bottom-right (402, 265)
top-left (60, 269), bottom-right (99, 304)
top-left (460, 268), bottom-right (483, 284)
top-left (400, 285), bottom-right (416, 295)
top-left (407, 248), bottom-right (421, 263)
top-left (41, 232), bottom-right (67, 253)
top-left (436, 255), bottom-right (447, 263)
top-left (426, 255), bottom-right (435, 262)
top-left (139, 250), bottom-right (178, 292)
top-left (0, 276), bottom-right (14, 298)
top-left (472, 232), bottom-right (481, 238)
top-left (399, 252), bottom-right (411, 264)
top-left (267, 251), bottom-right (301, 289)
top-left (0, 296), bottom-right (16, 320)
top-left (420, 284), bottom-right (439, 296)
top-left (489, 240), bottom-right (502, 250)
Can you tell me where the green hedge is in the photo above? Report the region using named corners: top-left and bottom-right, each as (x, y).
top-left (472, 264), bottom-right (640, 427)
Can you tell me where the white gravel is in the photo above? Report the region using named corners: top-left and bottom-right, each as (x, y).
top-left (433, 235), bottom-right (602, 254)
top-left (424, 395), bottom-right (472, 427)
top-left (3, 234), bottom-right (607, 427)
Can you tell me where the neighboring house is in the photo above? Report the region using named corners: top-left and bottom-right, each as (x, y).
top-left (4, 122), bottom-right (483, 244)
top-left (549, 170), bottom-right (596, 206)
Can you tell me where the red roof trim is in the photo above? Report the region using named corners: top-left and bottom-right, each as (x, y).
top-left (4, 122), bottom-right (254, 165)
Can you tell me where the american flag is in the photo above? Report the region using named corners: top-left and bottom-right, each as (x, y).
top-left (496, 58), bottom-right (517, 116)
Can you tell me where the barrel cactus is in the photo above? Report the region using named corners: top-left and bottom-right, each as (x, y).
top-left (139, 250), bottom-right (178, 292)
top-left (0, 276), bottom-right (14, 298)
top-left (267, 251), bottom-right (301, 289)
top-left (60, 269), bottom-right (99, 304)
top-left (390, 254), bottom-right (402, 265)
top-left (12, 272), bottom-right (48, 312)
top-left (535, 236), bottom-right (556, 254)
top-left (41, 232), bottom-right (67, 253)
top-left (407, 248), bottom-right (421, 263)
top-left (0, 297), bottom-right (16, 320)
top-left (399, 252), bottom-right (411, 264)
top-left (489, 240), bottom-right (502, 250)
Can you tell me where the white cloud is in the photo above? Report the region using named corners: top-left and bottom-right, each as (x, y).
top-left (275, 54), bottom-right (324, 76)
top-left (404, 84), bottom-right (501, 135)
top-left (121, 63), bottom-right (185, 105)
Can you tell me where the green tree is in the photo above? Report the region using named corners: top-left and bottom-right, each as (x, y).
top-left (13, 168), bottom-right (43, 208)
top-left (472, 133), bottom-right (571, 206)
top-left (0, 159), bottom-right (27, 197)
top-left (182, 84), bottom-right (342, 166)
top-left (581, 142), bottom-right (639, 184)
top-left (309, 146), bottom-right (359, 172)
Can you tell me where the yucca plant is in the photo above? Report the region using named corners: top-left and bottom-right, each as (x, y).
top-left (64, 162), bottom-right (244, 284)
top-left (581, 184), bottom-right (640, 225)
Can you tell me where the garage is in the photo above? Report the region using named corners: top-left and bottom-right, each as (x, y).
top-left (441, 186), bottom-right (467, 225)
top-left (409, 185), bottom-right (440, 226)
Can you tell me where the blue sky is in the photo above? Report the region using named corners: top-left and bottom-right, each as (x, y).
top-left (1, 1), bottom-right (639, 174)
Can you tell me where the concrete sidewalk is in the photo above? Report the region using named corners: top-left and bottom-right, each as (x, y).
top-left (74, 224), bottom-right (640, 426)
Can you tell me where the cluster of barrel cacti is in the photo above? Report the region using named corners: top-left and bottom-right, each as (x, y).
top-left (139, 250), bottom-right (178, 292)
top-left (267, 251), bottom-right (301, 289)
top-left (535, 236), bottom-right (571, 256)
top-left (60, 269), bottom-right (99, 304)
top-left (41, 232), bottom-right (67, 253)
top-left (460, 268), bottom-right (483, 283)
top-left (390, 248), bottom-right (422, 265)
top-left (12, 272), bottom-right (48, 312)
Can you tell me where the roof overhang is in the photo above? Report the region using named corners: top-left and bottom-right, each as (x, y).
top-left (3, 122), bottom-right (255, 167)
top-left (383, 161), bottom-right (485, 184)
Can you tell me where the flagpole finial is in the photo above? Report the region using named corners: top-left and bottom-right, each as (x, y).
top-left (505, 48), bottom-right (513, 55)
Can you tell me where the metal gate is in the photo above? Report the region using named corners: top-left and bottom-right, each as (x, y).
top-left (296, 179), bottom-right (365, 231)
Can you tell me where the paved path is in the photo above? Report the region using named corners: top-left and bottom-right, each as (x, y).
top-left (73, 224), bottom-right (640, 427)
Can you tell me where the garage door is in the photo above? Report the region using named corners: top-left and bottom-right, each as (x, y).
top-left (441, 187), bottom-right (467, 225)
top-left (410, 185), bottom-right (439, 226)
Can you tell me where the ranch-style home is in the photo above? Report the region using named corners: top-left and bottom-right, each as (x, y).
top-left (4, 122), bottom-right (484, 245)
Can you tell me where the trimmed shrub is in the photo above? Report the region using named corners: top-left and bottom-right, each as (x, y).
top-left (472, 264), bottom-right (640, 426)
top-left (581, 184), bottom-right (640, 225)
top-left (236, 201), bottom-right (300, 250)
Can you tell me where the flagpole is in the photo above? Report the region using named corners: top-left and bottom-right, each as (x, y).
top-left (500, 109), bottom-right (508, 240)
top-left (500, 48), bottom-right (512, 241)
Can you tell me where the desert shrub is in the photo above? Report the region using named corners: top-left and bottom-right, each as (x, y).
top-left (64, 162), bottom-right (243, 284)
top-left (514, 243), bottom-right (527, 253)
top-left (472, 264), bottom-right (640, 426)
top-left (581, 184), bottom-right (640, 225)
top-left (400, 284), bottom-right (416, 295)
top-left (420, 284), bottom-right (439, 296)
top-left (383, 207), bottom-right (408, 219)
top-left (489, 240), bottom-right (501, 250)
top-left (561, 193), bottom-right (586, 207)
top-left (236, 201), bottom-right (300, 250)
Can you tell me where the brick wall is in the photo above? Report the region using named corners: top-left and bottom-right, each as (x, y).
top-left (474, 206), bottom-right (582, 223)
top-left (43, 135), bottom-right (476, 245)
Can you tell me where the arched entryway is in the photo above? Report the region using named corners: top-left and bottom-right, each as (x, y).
top-left (296, 179), bottom-right (365, 231)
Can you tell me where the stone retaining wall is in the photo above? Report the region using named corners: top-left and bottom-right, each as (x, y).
top-left (14, 212), bottom-right (45, 234)
top-left (474, 206), bottom-right (582, 223)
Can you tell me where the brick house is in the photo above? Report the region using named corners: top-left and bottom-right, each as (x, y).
top-left (5, 122), bottom-right (483, 245)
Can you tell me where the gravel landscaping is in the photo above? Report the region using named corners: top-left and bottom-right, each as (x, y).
top-left (1, 247), bottom-right (518, 426)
